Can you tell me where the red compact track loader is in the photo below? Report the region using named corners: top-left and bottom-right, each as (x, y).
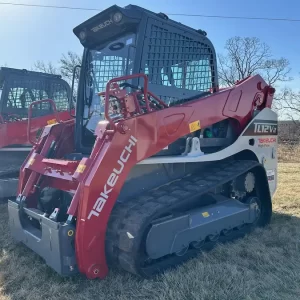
top-left (0, 67), bottom-right (72, 199)
top-left (8, 5), bottom-right (278, 280)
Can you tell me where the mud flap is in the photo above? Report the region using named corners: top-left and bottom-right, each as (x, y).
top-left (8, 200), bottom-right (77, 276)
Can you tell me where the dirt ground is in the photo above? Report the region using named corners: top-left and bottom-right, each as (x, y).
top-left (1, 162), bottom-right (300, 300)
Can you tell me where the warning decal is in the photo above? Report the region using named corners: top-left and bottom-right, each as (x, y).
top-left (267, 169), bottom-right (275, 182)
top-left (189, 120), bottom-right (201, 133)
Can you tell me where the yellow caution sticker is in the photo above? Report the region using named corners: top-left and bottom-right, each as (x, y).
top-left (76, 164), bottom-right (86, 173)
top-left (28, 158), bottom-right (35, 165)
top-left (202, 212), bottom-right (210, 218)
top-left (47, 119), bottom-right (57, 125)
top-left (189, 120), bottom-right (201, 133)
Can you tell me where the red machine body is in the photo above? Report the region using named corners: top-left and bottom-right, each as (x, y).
top-left (0, 110), bottom-right (72, 148)
top-left (16, 73), bottom-right (274, 279)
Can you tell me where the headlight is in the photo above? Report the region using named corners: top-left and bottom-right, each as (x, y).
top-left (79, 31), bottom-right (87, 40)
top-left (113, 12), bottom-right (123, 23)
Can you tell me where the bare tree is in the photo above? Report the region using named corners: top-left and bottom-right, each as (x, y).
top-left (218, 37), bottom-right (292, 87)
top-left (276, 87), bottom-right (300, 119)
top-left (32, 60), bottom-right (59, 75)
top-left (33, 51), bottom-right (81, 81)
top-left (59, 51), bottom-right (82, 82)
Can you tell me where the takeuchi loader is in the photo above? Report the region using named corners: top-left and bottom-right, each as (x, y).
top-left (0, 67), bottom-right (72, 199)
top-left (8, 4), bottom-right (278, 280)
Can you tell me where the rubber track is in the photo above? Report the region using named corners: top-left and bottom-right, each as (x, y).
top-left (106, 159), bottom-right (261, 277)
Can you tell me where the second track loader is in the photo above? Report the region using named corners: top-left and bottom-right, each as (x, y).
top-left (8, 4), bottom-right (277, 280)
top-left (0, 67), bottom-right (73, 198)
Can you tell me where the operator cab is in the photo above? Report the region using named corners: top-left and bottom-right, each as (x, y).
top-left (0, 67), bottom-right (71, 123)
top-left (73, 5), bottom-right (233, 155)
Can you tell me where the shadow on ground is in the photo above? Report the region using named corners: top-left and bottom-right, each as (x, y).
top-left (1, 202), bottom-right (300, 300)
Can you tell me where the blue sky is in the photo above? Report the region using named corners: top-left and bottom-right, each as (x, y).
top-left (1, 0), bottom-right (300, 89)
